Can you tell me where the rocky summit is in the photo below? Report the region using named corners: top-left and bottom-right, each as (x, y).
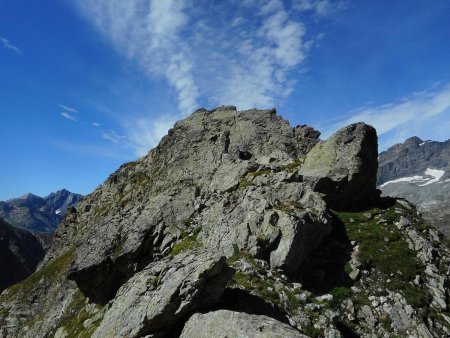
top-left (0, 107), bottom-right (449, 338)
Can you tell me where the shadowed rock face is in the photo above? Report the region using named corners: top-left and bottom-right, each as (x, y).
top-left (5, 107), bottom-right (447, 338)
top-left (0, 218), bottom-right (45, 292)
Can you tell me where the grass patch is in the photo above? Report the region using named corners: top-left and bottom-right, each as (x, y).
top-left (239, 178), bottom-right (253, 189)
top-left (334, 204), bottom-right (430, 307)
top-left (330, 286), bottom-right (352, 307)
top-left (171, 226), bottom-right (202, 256)
top-left (335, 207), bottom-right (420, 280)
top-left (281, 158), bottom-right (305, 172)
top-left (248, 169), bottom-right (272, 177)
top-left (52, 291), bottom-right (103, 338)
top-left (2, 248), bottom-right (75, 302)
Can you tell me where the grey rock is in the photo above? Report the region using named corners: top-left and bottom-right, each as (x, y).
top-left (358, 305), bottom-right (377, 328)
top-left (324, 327), bottom-right (343, 338)
top-left (93, 250), bottom-right (233, 337)
top-left (299, 123), bottom-right (379, 209)
top-left (179, 310), bottom-right (308, 338)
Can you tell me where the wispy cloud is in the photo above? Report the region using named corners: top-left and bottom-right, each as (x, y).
top-left (92, 122), bottom-right (101, 127)
top-left (1, 37), bottom-right (21, 54)
top-left (101, 130), bottom-right (126, 144)
top-left (125, 115), bottom-right (177, 157)
top-left (58, 104), bottom-right (78, 113)
top-left (60, 111), bottom-right (77, 122)
top-left (322, 83), bottom-right (450, 150)
top-left (75, 0), bottom-right (198, 115)
top-left (73, 0), bottom-right (343, 156)
top-left (293, 0), bottom-right (348, 17)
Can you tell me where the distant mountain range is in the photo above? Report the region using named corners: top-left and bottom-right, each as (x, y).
top-left (378, 136), bottom-right (450, 237)
top-left (0, 189), bottom-right (82, 234)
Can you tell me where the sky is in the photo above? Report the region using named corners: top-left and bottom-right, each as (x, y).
top-left (1, 0), bottom-right (449, 200)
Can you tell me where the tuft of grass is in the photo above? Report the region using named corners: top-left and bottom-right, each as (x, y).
top-left (248, 169), bottom-right (272, 177)
top-left (238, 178), bottom-right (253, 189)
top-left (281, 158), bottom-right (305, 172)
top-left (171, 226), bottom-right (202, 256)
top-left (330, 286), bottom-right (352, 307)
top-left (53, 291), bottom-right (103, 338)
top-left (2, 248), bottom-right (75, 301)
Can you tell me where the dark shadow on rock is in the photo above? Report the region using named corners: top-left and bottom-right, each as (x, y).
top-left (214, 288), bottom-right (290, 324)
top-left (294, 213), bottom-right (353, 295)
top-left (335, 320), bottom-right (360, 338)
top-left (295, 196), bottom-right (397, 295)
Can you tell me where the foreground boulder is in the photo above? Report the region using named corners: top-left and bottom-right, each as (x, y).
top-left (94, 250), bottom-right (233, 337)
top-left (180, 310), bottom-right (308, 338)
top-left (299, 123), bottom-right (379, 210)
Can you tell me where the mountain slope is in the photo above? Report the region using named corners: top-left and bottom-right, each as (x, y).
top-left (0, 218), bottom-right (45, 292)
top-left (0, 189), bottom-right (82, 234)
top-left (378, 137), bottom-right (450, 237)
top-left (0, 107), bottom-right (449, 337)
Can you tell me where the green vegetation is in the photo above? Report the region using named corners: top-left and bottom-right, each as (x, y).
top-left (227, 248), bottom-right (303, 312)
top-left (281, 158), bottom-right (305, 172)
top-left (330, 286), bottom-right (352, 307)
top-left (248, 169), bottom-right (272, 177)
top-left (238, 178), bottom-right (253, 189)
top-left (276, 200), bottom-right (303, 214)
top-left (2, 248), bottom-right (75, 301)
top-left (334, 203), bottom-right (430, 307)
top-left (171, 226), bottom-right (202, 256)
top-left (335, 206), bottom-right (420, 280)
top-left (52, 291), bottom-right (103, 338)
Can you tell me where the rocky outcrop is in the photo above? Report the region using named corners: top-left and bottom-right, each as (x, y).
top-left (0, 189), bottom-right (82, 234)
top-left (180, 310), bottom-right (308, 338)
top-left (1, 107), bottom-right (449, 338)
top-left (0, 218), bottom-right (45, 292)
top-left (65, 107), bottom-right (327, 304)
top-left (94, 250), bottom-right (233, 337)
top-left (299, 123), bottom-right (379, 210)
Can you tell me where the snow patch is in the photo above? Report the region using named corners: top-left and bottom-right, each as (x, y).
top-left (380, 175), bottom-right (427, 188)
top-left (419, 168), bottom-right (445, 186)
top-left (55, 209), bottom-right (61, 215)
top-left (380, 168), bottom-right (446, 188)
top-left (419, 140), bottom-right (432, 146)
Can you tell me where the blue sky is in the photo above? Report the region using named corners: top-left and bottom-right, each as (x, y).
top-left (1, 0), bottom-right (449, 200)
